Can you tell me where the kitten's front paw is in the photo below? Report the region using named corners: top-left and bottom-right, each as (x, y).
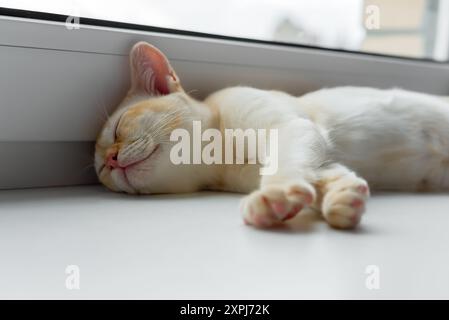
top-left (322, 176), bottom-right (370, 229)
top-left (240, 182), bottom-right (316, 228)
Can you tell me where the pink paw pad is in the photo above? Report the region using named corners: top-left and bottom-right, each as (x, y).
top-left (282, 204), bottom-right (303, 221)
top-left (357, 185), bottom-right (369, 194)
top-left (351, 199), bottom-right (364, 208)
top-left (271, 202), bottom-right (287, 216)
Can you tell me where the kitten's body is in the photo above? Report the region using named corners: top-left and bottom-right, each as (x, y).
top-left (95, 42), bottom-right (449, 229)
top-left (208, 86), bottom-right (449, 193)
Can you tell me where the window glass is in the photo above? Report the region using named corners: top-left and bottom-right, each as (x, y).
top-left (2, 0), bottom-right (448, 61)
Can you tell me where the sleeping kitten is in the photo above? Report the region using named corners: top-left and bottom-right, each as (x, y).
top-left (95, 41), bottom-right (449, 229)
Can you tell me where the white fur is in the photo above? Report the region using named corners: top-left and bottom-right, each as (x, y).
top-left (208, 86), bottom-right (449, 192)
top-left (203, 86), bottom-right (449, 228)
top-left (96, 43), bottom-right (449, 230)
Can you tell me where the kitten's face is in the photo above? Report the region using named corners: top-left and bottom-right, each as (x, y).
top-left (95, 42), bottom-right (200, 194)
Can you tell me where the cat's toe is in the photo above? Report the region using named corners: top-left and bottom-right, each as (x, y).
top-left (240, 191), bottom-right (280, 228)
top-left (322, 188), bottom-right (368, 229)
top-left (241, 183), bottom-right (316, 228)
top-left (285, 182), bottom-right (316, 205)
top-left (324, 203), bottom-right (364, 229)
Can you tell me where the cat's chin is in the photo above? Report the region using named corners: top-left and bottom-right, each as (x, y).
top-left (110, 168), bottom-right (136, 194)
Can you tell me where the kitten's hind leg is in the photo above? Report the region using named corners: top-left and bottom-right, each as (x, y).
top-left (317, 163), bottom-right (370, 229)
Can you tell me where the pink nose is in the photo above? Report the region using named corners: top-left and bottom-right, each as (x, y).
top-left (106, 152), bottom-right (120, 169)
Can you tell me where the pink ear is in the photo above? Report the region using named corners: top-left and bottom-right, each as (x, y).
top-left (129, 42), bottom-right (182, 95)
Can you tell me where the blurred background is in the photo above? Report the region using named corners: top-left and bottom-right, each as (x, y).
top-left (2, 0), bottom-right (449, 61)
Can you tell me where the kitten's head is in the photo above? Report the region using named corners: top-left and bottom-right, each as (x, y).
top-left (95, 42), bottom-right (205, 194)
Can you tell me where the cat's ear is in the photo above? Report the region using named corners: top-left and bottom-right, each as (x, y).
top-left (129, 41), bottom-right (184, 95)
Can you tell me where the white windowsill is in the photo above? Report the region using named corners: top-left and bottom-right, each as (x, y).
top-left (1, 185), bottom-right (448, 299)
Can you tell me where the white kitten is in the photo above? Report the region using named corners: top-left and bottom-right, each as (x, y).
top-left (95, 42), bottom-right (449, 229)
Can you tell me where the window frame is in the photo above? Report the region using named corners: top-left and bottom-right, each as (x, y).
top-left (1, 6), bottom-right (448, 64)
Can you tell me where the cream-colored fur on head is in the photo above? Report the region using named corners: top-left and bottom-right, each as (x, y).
top-left (95, 42), bottom-right (218, 194)
top-left (95, 41), bottom-right (449, 230)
